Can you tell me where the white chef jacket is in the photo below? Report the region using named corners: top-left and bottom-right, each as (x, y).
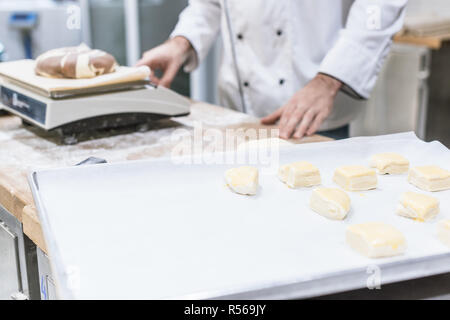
top-left (171, 0), bottom-right (407, 130)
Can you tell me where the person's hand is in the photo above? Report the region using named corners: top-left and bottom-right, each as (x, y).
top-left (261, 74), bottom-right (342, 139)
top-left (136, 36), bottom-right (192, 88)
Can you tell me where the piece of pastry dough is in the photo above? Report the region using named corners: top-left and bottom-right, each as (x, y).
top-left (370, 153), bottom-right (409, 174)
top-left (333, 165), bottom-right (377, 191)
top-left (310, 187), bottom-right (350, 220)
top-left (346, 222), bottom-right (406, 258)
top-left (225, 166), bottom-right (259, 195)
top-left (396, 191), bottom-right (439, 222)
top-left (237, 138), bottom-right (292, 152)
top-left (438, 220), bottom-right (450, 247)
top-left (408, 165), bottom-right (450, 192)
top-left (278, 161), bottom-right (321, 188)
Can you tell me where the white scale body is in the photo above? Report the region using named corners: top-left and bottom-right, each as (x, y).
top-left (0, 79), bottom-right (190, 131)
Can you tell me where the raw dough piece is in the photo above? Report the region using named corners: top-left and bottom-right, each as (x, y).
top-left (237, 138), bottom-right (292, 152)
top-left (346, 222), bottom-right (406, 258)
top-left (369, 152), bottom-right (409, 174)
top-left (333, 165), bottom-right (377, 191)
top-left (310, 187), bottom-right (350, 220)
top-left (438, 220), bottom-right (450, 247)
top-left (278, 161), bottom-right (321, 188)
top-left (408, 165), bottom-right (450, 192)
top-left (35, 43), bottom-right (117, 79)
top-left (225, 166), bottom-right (259, 195)
top-left (396, 191), bottom-right (439, 222)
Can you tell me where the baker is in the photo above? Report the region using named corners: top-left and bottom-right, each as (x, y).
top-left (137, 0), bottom-right (407, 139)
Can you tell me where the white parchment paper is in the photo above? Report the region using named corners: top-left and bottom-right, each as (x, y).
top-left (32, 132), bottom-right (450, 299)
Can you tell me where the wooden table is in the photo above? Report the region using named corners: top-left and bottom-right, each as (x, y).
top-left (0, 101), bottom-right (330, 253)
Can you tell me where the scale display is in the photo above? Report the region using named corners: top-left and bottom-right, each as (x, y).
top-left (1, 85), bottom-right (47, 124)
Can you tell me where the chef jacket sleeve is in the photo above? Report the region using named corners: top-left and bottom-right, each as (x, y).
top-left (170, 0), bottom-right (221, 72)
top-left (319, 0), bottom-right (408, 99)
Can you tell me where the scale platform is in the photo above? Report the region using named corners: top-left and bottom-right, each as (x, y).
top-left (0, 60), bottom-right (190, 144)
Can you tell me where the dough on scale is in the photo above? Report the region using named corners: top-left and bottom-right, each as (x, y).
top-left (346, 222), bottom-right (406, 258)
top-left (310, 187), bottom-right (350, 220)
top-left (408, 165), bottom-right (450, 192)
top-left (396, 191), bottom-right (439, 222)
top-left (438, 220), bottom-right (450, 247)
top-left (370, 153), bottom-right (409, 174)
top-left (278, 161), bottom-right (321, 188)
top-left (225, 166), bottom-right (259, 195)
top-left (35, 44), bottom-right (117, 79)
top-left (333, 165), bottom-right (377, 191)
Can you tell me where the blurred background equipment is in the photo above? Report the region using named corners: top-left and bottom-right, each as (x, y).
top-left (0, 0), bottom-right (82, 60)
top-left (350, 44), bottom-right (431, 140)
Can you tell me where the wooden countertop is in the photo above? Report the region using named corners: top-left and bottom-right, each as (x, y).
top-left (0, 102), bottom-right (331, 253)
top-left (394, 32), bottom-right (450, 50)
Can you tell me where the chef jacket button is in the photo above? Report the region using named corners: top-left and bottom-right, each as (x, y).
top-left (243, 81), bottom-right (249, 87)
top-left (237, 33), bottom-right (243, 40)
top-left (279, 79), bottom-right (285, 85)
top-left (276, 30), bottom-right (283, 36)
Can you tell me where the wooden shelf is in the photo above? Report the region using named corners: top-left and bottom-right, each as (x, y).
top-left (394, 32), bottom-right (450, 49)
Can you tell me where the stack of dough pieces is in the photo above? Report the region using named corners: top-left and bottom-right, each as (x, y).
top-left (310, 187), bottom-right (350, 220)
top-left (221, 149), bottom-right (449, 260)
top-left (370, 152), bottom-right (409, 174)
top-left (278, 161), bottom-right (321, 188)
top-left (396, 191), bottom-right (439, 222)
top-left (346, 222), bottom-right (406, 258)
top-left (237, 138), bottom-right (292, 152)
top-left (333, 165), bottom-right (377, 191)
top-left (408, 165), bottom-right (450, 192)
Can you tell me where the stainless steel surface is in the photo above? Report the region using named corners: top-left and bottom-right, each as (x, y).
top-left (0, 204), bottom-right (40, 300)
top-left (211, 253), bottom-right (450, 299)
top-left (0, 41), bottom-right (4, 62)
top-left (318, 272), bottom-right (450, 300)
top-left (0, 220), bottom-right (21, 299)
top-left (37, 248), bottom-right (56, 300)
top-left (10, 292), bottom-right (28, 300)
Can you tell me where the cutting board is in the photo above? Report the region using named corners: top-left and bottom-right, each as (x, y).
top-left (0, 59), bottom-right (150, 96)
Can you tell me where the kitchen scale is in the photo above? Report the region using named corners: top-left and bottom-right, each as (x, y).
top-left (0, 60), bottom-right (190, 144)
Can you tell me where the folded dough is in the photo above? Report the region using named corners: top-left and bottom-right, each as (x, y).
top-left (333, 165), bottom-right (377, 191)
top-left (310, 187), bottom-right (350, 220)
top-left (438, 220), bottom-right (450, 247)
top-left (35, 43), bottom-right (117, 79)
top-left (370, 153), bottom-right (409, 174)
top-left (278, 161), bottom-right (321, 188)
top-left (408, 165), bottom-right (450, 192)
top-left (346, 222), bottom-right (406, 258)
top-left (225, 166), bottom-right (259, 195)
top-left (396, 191), bottom-right (439, 222)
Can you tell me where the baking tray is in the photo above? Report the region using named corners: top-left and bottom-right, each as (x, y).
top-left (28, 132), bottom-right (450, 299)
